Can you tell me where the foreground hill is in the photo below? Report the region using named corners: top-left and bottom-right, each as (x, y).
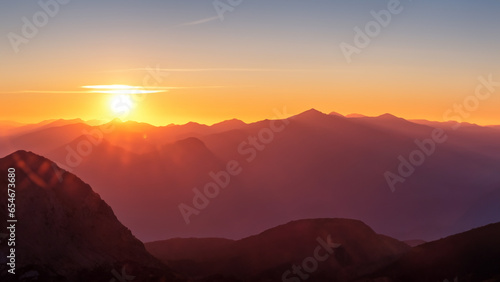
top-left (146, 218), bottom-right (411, 281)
top-left (0, 151), bottom-right (181, 281)
top-left (146, 220), bottom-right (500, 281)
top-left (363, 222), bottom-right (500, 282)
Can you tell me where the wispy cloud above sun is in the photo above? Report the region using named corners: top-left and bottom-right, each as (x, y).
top-left (12, 84), bottom-right (236, 95)
top-left (82, 85), bottom-right (166, 95)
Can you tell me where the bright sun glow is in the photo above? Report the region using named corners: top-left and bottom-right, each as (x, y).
top-left (110, 94), bottom-right (134, 115)
top-left (81, 84), bottom-right (167, 117)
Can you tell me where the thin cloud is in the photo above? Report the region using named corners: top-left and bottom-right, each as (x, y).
top-left (82, 85), bottom-right (167, 94)
top-left (107, 68), bottom-right (324, 73)
top-left (18, 90), bottom-right (93, 94)
top-left (13, 85), bottom-right (243, 95)
top-left (17, 90), bottom-right (165, 95)
top-left (178, 16), bottom-right (219, 27)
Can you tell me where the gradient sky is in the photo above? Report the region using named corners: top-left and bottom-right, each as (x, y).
top-left (1, 0), bottom-right (499, 125)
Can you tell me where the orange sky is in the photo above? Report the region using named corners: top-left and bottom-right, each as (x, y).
top-left (1, 1), bottom-right (499, 126)
top-left (1, 66), bottom-right (499, 126)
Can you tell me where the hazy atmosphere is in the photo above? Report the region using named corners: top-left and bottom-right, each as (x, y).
top-left (1, 1), bottom-right (500, 281)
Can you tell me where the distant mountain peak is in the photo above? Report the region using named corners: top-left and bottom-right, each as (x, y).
top-left (291, 108), bottom-right (328, 120)
top-left (108, 117), bottom-right (123, 124)
top-left (212, 118), bottom-right (245, 126)
top-left (329, 111), bottom-right (344, 117)
top-left (303, 108), bottom-right (324, 115)
top-left (211, 118), bottom-right (247, 131)
top-left (223, 118), bottom-right (243, 122)
top-left (346, 113), bottom-right (367, 118)
top-left (184, 121), bottom-right (206, 128)
top-left (377, 113), bottom-right (401, 120)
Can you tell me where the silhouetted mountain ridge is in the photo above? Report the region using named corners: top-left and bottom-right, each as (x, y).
top-left (364, 222), bottom-right (500, 281)
top-left (146, 218), bottom-right (410, 281)
top-left (0, 150), bottom-right (181, 281)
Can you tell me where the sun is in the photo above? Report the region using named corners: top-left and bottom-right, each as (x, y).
top-left (110, 94), bottom-right (134, 116)
top-left (81, 84), bottom-right (167, 118)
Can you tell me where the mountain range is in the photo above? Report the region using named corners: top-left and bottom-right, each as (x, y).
top-left (1, 109), bottom-right (499, 243)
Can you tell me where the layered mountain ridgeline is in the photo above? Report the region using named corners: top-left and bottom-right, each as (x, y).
top-left (0, 151), bottom-right (182, 282)
top-left (146, 218), bottom-right (411, 281)
top-left (0, 151), bottom-right (498, 281)
top-left (0, 118), bottom-right (248, 156)
top-left (1, 110), bottom-right (500, 242)
top-left (360, 222), bottom-right (500, 282)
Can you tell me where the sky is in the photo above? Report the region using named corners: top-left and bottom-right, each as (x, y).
top-left (1, 0), bottom-right (499, 126)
